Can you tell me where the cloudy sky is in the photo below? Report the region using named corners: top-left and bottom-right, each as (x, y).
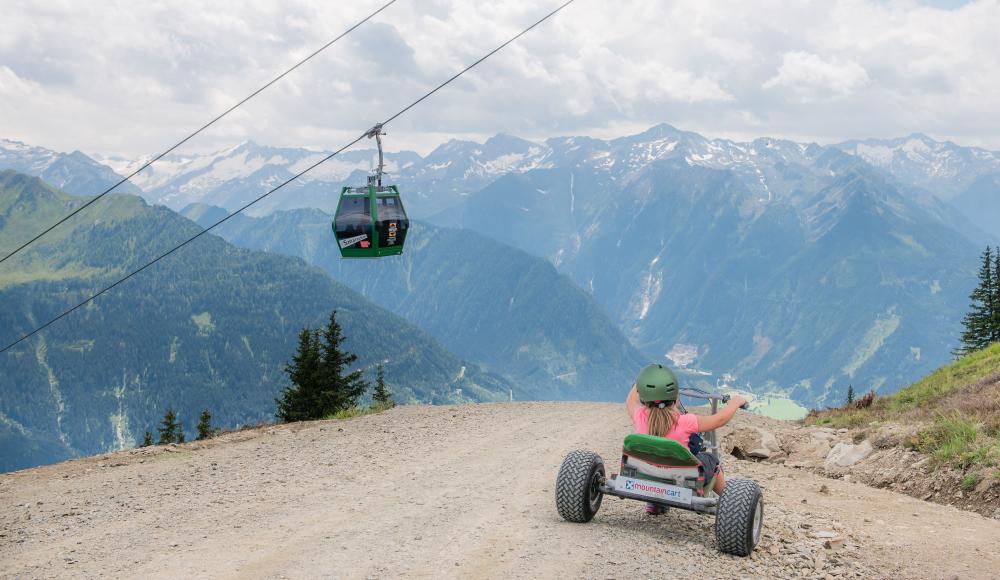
top-left (2, 0), bottom-right (998, 158)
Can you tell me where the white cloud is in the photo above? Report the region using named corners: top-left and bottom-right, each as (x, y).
top-left (0, 66), bottom-right (40, 99)
top-left (763, 51), bottom-right (870, 102)
top-left (0, 0), bottom-right (998, 158)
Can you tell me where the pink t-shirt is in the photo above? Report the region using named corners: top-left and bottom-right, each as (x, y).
top-left (631, 407), bottom-right (699, 445)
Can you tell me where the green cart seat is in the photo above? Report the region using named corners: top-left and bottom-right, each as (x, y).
top-left (623, 434), bottom-right (701, 466)
top-left (622, 434), bottom-right (709, 490)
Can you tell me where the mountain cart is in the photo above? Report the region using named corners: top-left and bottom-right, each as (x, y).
top-left (554, 389), bottom-right (763, 556)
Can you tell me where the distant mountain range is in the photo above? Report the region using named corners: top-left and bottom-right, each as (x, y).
top-left (0, 139), bottom-right (142, 197)
top-left (6, 128), bottom-right (998, 237)
top-left (834, 134), bottom-right (1000, 239)
top-left (475, 161), bottom-right (977, 399)
top-left (835, 134), bottom-right (1000, 200)
top-left (90, 134), bottom-right (551, 219)
top-left (179, 205), bottom-right (646, 400)
top-left (428, 126), bottom-right (982, 405)
top-left (1, 124), bottom-right (996, 411)
top-left (0, 171), bottom-right (515, 472)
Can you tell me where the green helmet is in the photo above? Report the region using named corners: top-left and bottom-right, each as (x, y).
top-left (635, 363), bottom-right (679, 404)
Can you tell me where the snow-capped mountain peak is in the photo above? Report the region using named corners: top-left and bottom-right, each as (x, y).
top-left (834, 135), bottom-right (1000, 199)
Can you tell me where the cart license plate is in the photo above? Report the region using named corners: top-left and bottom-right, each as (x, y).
top-left (615, 476), bottom-right (692, 505)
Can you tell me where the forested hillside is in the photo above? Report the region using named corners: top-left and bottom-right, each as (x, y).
top-left (0, 171), bottom-right (513, 471)
top-left (181, 204), bottom-right (646, 400)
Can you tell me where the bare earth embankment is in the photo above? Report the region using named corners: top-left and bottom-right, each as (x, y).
top-left (2, 403), bottom-right (999, 579)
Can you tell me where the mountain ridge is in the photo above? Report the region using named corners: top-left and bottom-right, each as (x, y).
top-left (436, 154), bottom-right (979, 407)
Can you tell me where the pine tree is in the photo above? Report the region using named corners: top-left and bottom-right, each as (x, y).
top-left (372, 363), bottom-right (394, 409)
top-left (958, 246), bottom-right (996, 355)
top-left (140, 431), bottom-right (153, 447)
top-left (993, 248), bottom-right (1000, 343)
top-left (276, 327), bottom-right (323, 422)
top-left (276, 311), bottom-right (370, 422)
top-left (846, 384), bottom-right (855, 405)
top-left (157, 408), bottom-right (182, 444)
top-left (196, 409), bottom-right (214, 440)
top-left (317, 310), bottom-right (369, 416)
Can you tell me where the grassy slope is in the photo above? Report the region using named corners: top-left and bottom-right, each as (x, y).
top-left (807, 343), bottom-right (1000, 479)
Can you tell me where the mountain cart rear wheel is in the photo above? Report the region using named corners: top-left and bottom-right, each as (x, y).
top-left (555, 450), bottom-right (605, 523)
top-left (715, 478), bottom-right (763, 556)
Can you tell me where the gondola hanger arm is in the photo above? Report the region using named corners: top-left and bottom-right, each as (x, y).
top-left (366, 123), bottom-right (386, 187)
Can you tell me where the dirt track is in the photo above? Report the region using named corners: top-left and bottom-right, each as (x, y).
top-left (2, 403), bottom-right (999, 579)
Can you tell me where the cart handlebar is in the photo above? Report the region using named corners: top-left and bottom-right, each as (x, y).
top-left (680, 388), bottom-right (749, 410)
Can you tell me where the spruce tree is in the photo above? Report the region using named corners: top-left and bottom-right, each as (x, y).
top-left (141, 431), bottom-right (153, 447)
top-left (372, 363), bottom-right (394, 409)
top-left (317, 310), bottom-right (369, 416)
top-left (846, 384), bottom-right (855, 405)
top-left (196, 409), bottom-right (214, 440)
top-left (157, 408), bottom-right (182, 444)
top-left (276, 327), bottom-right (323, 422)
top-left (993, 248), bottom-right (1000, 343)
top-left (958, 246), bottom-right (996, 355)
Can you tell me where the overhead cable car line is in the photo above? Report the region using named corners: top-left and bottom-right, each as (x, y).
top-left (0, 0), bottom-right (399, 266)
top-left (0, 0), bottom-right (577, 354)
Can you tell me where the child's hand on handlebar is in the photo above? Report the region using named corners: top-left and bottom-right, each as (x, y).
top-left (728, 395), bottom-right (748, 409)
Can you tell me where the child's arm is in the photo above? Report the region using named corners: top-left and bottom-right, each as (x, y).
top-left (625, 383), bottom-right (641, 417)
top-left (695, 395), bottom-right (747, 432)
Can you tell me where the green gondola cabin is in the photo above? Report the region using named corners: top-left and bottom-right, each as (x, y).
top-left (333, 123), bottom-right (410, 259)
top-left (333, 184), bottom-right (409, 258)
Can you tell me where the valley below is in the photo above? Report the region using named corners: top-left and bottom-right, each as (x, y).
top-left (3, 403), bottom-right (999, 579)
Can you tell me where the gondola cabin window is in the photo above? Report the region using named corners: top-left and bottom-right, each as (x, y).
top-left (334, 194), bottom-right (373, 250)
top-left (376, 195), bottom-right (408, 248)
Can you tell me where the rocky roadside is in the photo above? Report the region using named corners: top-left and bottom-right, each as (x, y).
top-left (719, 413), bottom-right (1000, 520)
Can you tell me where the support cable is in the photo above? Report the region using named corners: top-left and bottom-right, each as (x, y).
top-left (0, 0), bottom-right (576, 354)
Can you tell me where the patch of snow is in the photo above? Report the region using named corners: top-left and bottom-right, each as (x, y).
top-left (426, 161), bottom-right (452, 171)
top-left (901, 137), bottom-right (930, 157)
top-left (208, 150), bottom-right (271, 180)
top-left (91, 154), bottom-right (134, 176)
top-left (854, 144), bottom-right (894, 167)
top-left (482, 152), bottom-right (527, 174)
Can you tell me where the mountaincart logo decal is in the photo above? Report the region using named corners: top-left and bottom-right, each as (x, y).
top-left (339, 234), bottom-right (368, 249)
top-left (623, 479), bottom-right (685, 499)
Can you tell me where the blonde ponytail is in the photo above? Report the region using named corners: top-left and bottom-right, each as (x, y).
top-left (647, 402), bottom-right (678, 437)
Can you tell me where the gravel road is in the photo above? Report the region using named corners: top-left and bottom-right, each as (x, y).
top-left (2, 403), bottom-right (999, 579)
